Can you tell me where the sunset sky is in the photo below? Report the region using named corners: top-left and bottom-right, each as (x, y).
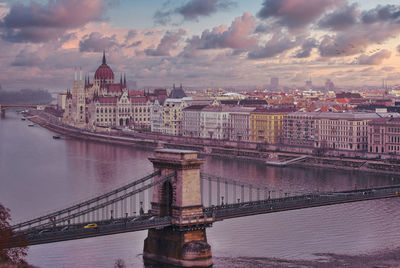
top-left (0, 0), bottom-right (400, 91)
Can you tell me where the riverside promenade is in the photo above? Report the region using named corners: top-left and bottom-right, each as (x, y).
top-left (25, 110), bottom-right (400, 175)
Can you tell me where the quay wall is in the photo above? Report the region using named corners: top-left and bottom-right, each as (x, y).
top-left (27, 111), bottom-right (400, 175)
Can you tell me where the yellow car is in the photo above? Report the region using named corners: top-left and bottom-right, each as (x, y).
top-left (84, 223), bottom-right (98, 229)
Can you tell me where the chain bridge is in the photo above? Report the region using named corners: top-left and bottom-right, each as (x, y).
top-left (4, 149), bottom-right (400, 267)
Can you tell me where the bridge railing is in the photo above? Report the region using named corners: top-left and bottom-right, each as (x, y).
top-left (24, 172), bottom-right (176, 233)
top-left (204, 184), bottom-right (400, 220)
top-left (11, 170), bottom-right (176, 232)
top-left (200, 172), bottom-right (316, 207)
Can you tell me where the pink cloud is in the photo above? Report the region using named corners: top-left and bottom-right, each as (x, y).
top-left (358, 49), bottom-right (391, 65)
top-left (0, 0), bottom-right (105, 42)
top-left (257, 0), bottom-right (344, 29)
top-left (182, 12), bottom-right (257, 55)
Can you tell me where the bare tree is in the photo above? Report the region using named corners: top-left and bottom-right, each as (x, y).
top-left (0, 203), bottom-right (28, 266)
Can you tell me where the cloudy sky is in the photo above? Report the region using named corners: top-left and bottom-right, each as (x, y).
top-left (0, 0), bottom-right (400, 91)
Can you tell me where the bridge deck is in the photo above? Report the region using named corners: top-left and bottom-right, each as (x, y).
top-left (5, 184), bottom-right (400, 248)
top-left (206, 185), bottom-right (400, 221)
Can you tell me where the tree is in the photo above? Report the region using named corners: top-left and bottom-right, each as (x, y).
top-left (0, 203), bottom-right (28, 266)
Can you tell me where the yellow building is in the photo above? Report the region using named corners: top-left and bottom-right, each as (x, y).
top-left (250, 107), bottom-right (294, 144)
top-left (163, 98), bottom-right (188, 135)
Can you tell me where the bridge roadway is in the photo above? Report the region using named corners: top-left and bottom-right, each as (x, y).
top-left (206, 184), bottom-right (400, 221)
top-left (6, 184), bottom-right (400, 248)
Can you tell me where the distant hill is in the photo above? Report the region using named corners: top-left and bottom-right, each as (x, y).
top-left (0, 89), bottom-right (53, 105)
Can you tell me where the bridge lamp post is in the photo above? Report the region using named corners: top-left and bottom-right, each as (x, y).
top-left (110, 210), bottom-right (114, 220)
top-left (237, 198), bottom-right (240, 204)
top-left (140, 202), bottom-right (144, 215)
top-left (221, 196), bottom-right (224, 206)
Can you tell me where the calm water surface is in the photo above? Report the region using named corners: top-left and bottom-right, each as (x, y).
top-left (1, 111), bottom-right (400, 267)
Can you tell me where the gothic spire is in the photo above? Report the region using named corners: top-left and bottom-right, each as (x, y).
top-left (102, 50), bottom-right (106, 65)
top-left (124, 74), bottom-right (126, 87)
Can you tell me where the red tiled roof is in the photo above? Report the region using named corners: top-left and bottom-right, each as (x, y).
top-left (129, 90), bottom-right (144, 97)
top-left (336, 98), bottom-right (350, 104)
top-left (97, 97), bottom-right (118, 104)
top-left (108, 84), bottom-right (122, 93)
top-left (130, 96), bottom-right (147, 103)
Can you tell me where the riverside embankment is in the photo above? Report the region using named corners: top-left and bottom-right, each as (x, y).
top-left (27, 110), bottom-right (400, 175)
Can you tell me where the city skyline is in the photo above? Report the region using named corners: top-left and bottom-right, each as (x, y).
top-left (0, 0), bottom-right (400, 91)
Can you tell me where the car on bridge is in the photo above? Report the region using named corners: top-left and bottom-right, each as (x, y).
top-left (84, 223), bottom-right (98, 229)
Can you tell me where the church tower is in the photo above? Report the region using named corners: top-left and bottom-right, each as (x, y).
top-left (74, 68), bottom-right (86, 125)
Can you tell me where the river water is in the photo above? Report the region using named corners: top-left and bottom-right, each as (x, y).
top-left (2, 111), bottom-right (400, 267)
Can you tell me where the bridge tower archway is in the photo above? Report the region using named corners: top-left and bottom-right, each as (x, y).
top-left (159, 181), bottom-right (173, 217)
top-left (144, 149), bottom-right (212, 267)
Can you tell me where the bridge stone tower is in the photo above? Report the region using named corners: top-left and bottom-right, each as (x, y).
top-left (143, 149), bottom-right (213, 267)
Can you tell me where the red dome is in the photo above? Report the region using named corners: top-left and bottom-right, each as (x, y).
top-left (94, 64), bottom-right (114, 81)
top-left (94, 51), bottom-right (114, 81)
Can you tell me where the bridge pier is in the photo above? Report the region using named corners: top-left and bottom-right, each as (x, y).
top-left (143, 149), bottom-right (212, 267)
top-left (0, 105), bottom-right (4, 118)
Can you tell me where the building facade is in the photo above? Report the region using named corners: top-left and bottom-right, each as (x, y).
top-left (200, 106), bottom-right (230, 140)
top-left (250, 108), bottom-right (293, 144)
top-left (182, 105), bottom-right (207, 137)
top-left (314, 112), bottom-right (380, 151)
top-left (228, 107), bottom-right (255, 142)
top-left (283, 112), bottom-right (319, 147)
top-left (368, 117), bottom-right (400, 154)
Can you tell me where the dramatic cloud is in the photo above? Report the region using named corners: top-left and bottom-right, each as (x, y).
top-left (0, 0), bottom-right (105, 43)
top-left (154, 0), bottom-right (236, 24)
top-left (182, 12), bottom-right (256, 55)
top-left (358, 49), bottom-right (391, 65)
top-left (128, 41), bottom-right (142, 48)
top-left (79, 32), bottom-right (120, 52)
top-left (257, 0), bottom-right (344, 29)
top-left (361, 4), bottom-right (400, 24)
top-left (248, 33), bottom-right (299, 59)
top-left (177, 0), bottom-right (236, 21)
top-left (125, 30), bottom-right (137, 42)
top-left (11, 49), bottom-right (43, 67)
top-left (145, 29), bottom-right (186, 56)
top-left (318, 3), bottom-right (358, 31)
top-left (0, 3), bottom-right (9, 20)
top-left (294, 38), bottom-right (318, 58)
top-left (318, 4), bottom-right (400, 58)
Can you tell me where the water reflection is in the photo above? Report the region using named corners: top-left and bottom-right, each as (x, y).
top-left (2, 112), bottom-right (400, 268)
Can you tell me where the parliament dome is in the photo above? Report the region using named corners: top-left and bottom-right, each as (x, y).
top-left (94, 51), bottom-right (114, 83)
